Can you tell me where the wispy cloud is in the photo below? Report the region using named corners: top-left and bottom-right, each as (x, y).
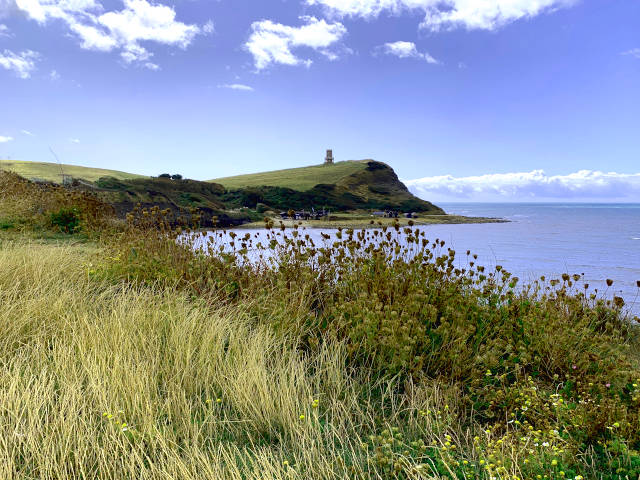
top-left (0, 49), bottom-right (39, 79)
top-left (21, 129), bottom-right (35, 136)
top-left (218, 83), bottom-right (254, 91)
top-left (374, 41), bottom-right (439, 64)
top-left (70, 138), bottom-right (81, 144)
top-left (0, 24), bottom-right (10, 37)
top-left (49, 69), bottom-right (60, 80)
top-left (245, 16), bottom-right (347, 70)
top-left (14, 0), bottom-right (208, 69)
top-left (405, 170), bottom-right (640, 202)
top-left (307, 0), bottom-right (575, 32)
top-left (203, 19), bottom-right (214, 35)
top-left (621, 48), bottom-right (640, 59)
top-left (0, 135), bottom-right (13, 143)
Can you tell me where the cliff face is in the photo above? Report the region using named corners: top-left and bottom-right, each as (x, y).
top-left (332, 161), bottom-right (444, 213)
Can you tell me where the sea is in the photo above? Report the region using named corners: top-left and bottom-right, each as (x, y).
top-left (436, 203), bottom-right (640, 316)
top-left (202, 203), bottom-right (640, 316)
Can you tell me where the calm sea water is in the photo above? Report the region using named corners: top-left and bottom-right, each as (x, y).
top-left (436, 203), bottom-right (640, 315)
top-left (203, 203), bottom-right (640, 315)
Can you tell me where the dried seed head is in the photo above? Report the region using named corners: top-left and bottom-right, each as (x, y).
top-left (613, 296), bottom-right (625, 308)
top-left (606, 279), bottom-right (613, 287)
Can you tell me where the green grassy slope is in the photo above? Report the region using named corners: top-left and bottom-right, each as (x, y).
top-left (211, 160), bottom-right (370, 191)
top-left (214, 159), bottom-right (445, 214)
top-left (0, 160), bottom-right (145, 183)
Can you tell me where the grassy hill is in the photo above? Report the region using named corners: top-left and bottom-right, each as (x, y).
top-left (0, 160), bottom-right (145, 183)
top-left (213, 160), bottom-right (444, 215)
top-left (211, 160), bottom-right (371, 191)
top-left (1, 158), bottom-right (444, 223)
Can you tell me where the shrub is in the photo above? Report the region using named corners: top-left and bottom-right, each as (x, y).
top-left (0, 170), bottom-right (114, 234)
top-left (0, 218), bottom-right (15, 230)
top-left (50, 207), bottom-right (81, 233)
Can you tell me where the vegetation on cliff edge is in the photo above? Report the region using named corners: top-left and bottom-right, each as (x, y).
top-left (1, 169), bottom-right (639, 479)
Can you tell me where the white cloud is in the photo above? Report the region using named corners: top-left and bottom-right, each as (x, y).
top-left (69, 138), bottom-right (80, 143)
top-left (0, 49), bottom-right (39, 78)
top-left (0, 135), bottom-right (13, 143)
top-left (49, 69), bottom-right (60, 80)
top-left (375, 40), bottom-right (438, 64)
top-left (120, 43), bottom-right (151, 63)
top-left (245, 16), bottom-right (347, 70)
top-left (306, 0), bottom-right (576, 32)
top-left (0, 23), bottom-right (10, 36)
top-left (15, 0), bottom-right (101, 23)
top-left (70, 22), bottom-right (118, 51)
top-left (218, 83), bottom-right (254, 91)
top-left (405, 170), bottom-right (640, 202)
top-left (621, 48), bottom-right (640, 59)
top-left (98, 0), bottom-right (200, 48)
top-left (15, 0), bottom-right (205, 68)
top-left (203, 19), bottom-right (214, 35)
top-left (143, 61), bottom-right (159, 70)
top-left (21, 129), bottom-right (35, 135)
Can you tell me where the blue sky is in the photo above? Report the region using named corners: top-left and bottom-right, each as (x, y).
top-left (1, 0), bottom-right (639, 201)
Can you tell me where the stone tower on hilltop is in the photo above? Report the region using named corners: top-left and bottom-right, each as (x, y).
top-left (325, 149), bottom-right (334, 165)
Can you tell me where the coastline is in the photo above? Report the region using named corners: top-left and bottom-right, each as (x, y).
top-left (232, 214), bottom-right (508, 230)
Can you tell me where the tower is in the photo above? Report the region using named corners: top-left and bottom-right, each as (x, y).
top-left (325, 149), bottom-right (334, 165)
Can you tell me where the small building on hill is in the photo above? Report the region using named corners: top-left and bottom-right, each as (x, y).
top-left (324, 149), bottom-right (334, 165)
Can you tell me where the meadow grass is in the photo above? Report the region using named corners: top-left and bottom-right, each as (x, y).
top-left (210, 160), bottom-right (369, 191)
top-left (0, 160), bottom-right (145, 183)
top-left (0, 241), bottom-right (345, 478)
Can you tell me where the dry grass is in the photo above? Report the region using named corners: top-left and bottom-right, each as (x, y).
top-left (0, 160), bottom-right (144, 184)
top-left (0, 241), bottom-right (464, 479)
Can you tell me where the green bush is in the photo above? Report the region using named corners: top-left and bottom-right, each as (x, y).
top-left (49, 207), bottom-right (81, 233)
top-left (0, 219), bottom-right (15, 230)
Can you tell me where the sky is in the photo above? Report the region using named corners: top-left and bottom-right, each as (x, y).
top-left (0, 0), bottom-right (639, 202)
